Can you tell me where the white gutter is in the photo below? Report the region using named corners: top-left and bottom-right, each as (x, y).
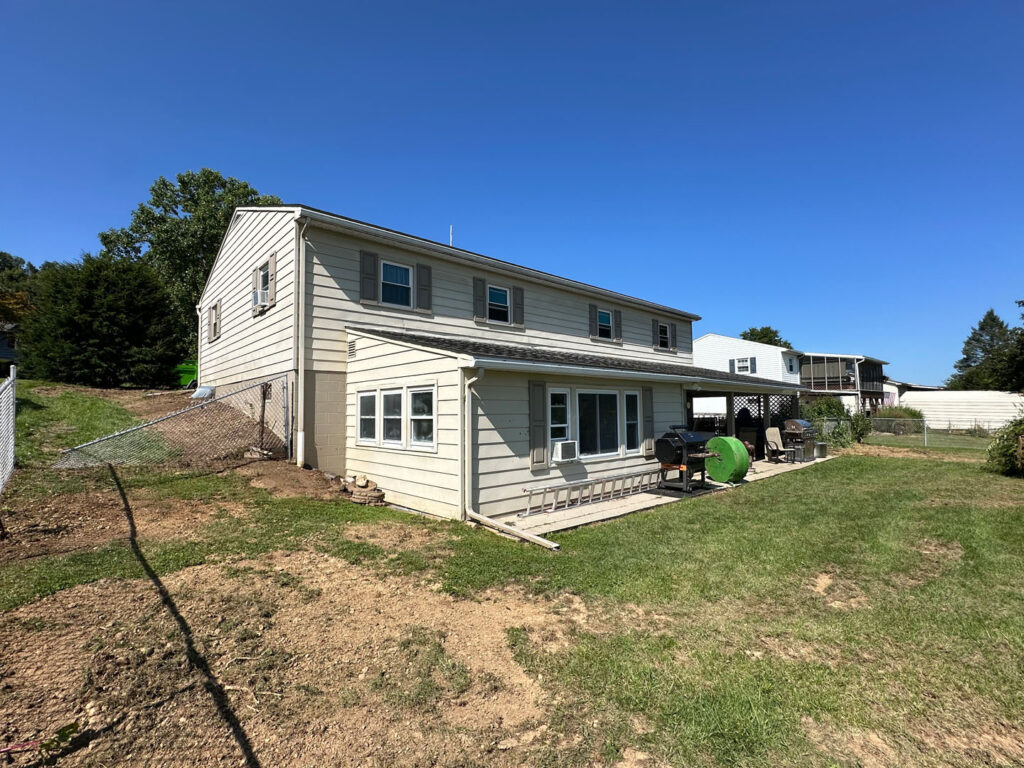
top-left (294, 216), bottom-right (310, 466)
top-left (460, 365), bottom-right (560, 551)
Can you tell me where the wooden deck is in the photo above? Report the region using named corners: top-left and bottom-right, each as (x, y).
top-left (489, 456), bottom-right (834, 537)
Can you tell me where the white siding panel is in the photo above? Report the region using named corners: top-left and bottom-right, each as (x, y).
top-left (198, 210), bottom-right (297, 386)
top-left (692, 334), bottom-right (799, 384)
top-left (899, 390), bottom-right (1024, 429)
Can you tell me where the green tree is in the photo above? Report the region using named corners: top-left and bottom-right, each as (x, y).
top-left (20, 255), bottom-right (179, 387)
top-left (947, 309), bottom-right (1014, 390)
top-left (739, 326), bottom-right (793, 348)
top-left (0, 251), bottom-right (38, 323)
top-left (99, 168), bottom-right (280, 354)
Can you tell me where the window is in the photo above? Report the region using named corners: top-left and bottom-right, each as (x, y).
top-left (787, 357), bottom-right (795, 373)
top-left (409, 388), bottom-right (435, 446)
top-left (597, 309), bottom-right (613, 339)
top-left (549, 389), bottom-right (569, 444)
top-left (624, 392), bottom-right (640, 452)
top-left (487, 285), bottom-right (510, 323)
top-left (380, 261), bottom-right (412, 308)
top-left (381, 390), bottom-right (403, 443)
top-left (208, 303), bottom-right (221, 341)
top-left (577, 392), bottom-right (619, 457)
top-left (358, 392), bottom-right (377, 442)
top-left (657, 323), bottom-right (670, 349)
top-left (258, 262), bottom-right (270, 293)
top-left (736, 357), bottom-right (750, 373)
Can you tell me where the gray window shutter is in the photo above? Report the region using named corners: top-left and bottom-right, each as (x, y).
top-left (642, 386), bottom-right (655, 459)
top-left (613, 309), bottom-right (622, 341)
top-left (528, 380), bottom-right (547, 470)
top-left (651, 318), bottom-right (659, 347)
top-left (207, 306), bottom-right (214, 342)
top-left (267, 252), bottom-right (277, 306)
top-left (669, 323), bottom-right (677, 351)
top-left (416, 263), bottom-right (432, 311)
top-left (215, 301), bottom-right (221, 338)
top-left (359, 250), bottom-right (379, 302)
top-left (473, 277), bottom-right (487, 320)
top-left (589, 304), bottom-right (599, 337)
top-left (251, 267), bottom-right (259, 316)
top-left (749, 357), bottom-right (757, 374)
top-left (729, 359), bottom-right (736, 373)
top-left (512, 286), bottom-right (525, 326)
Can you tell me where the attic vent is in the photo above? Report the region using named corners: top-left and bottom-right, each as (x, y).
top-left (347, 339), bottom-right (357, 359)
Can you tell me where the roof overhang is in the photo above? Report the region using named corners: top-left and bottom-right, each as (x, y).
top-left (800, 352), bottom-right (889, 366)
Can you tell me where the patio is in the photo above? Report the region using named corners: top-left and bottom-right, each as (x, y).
top-left (491, 456), bottom-right (834, 537)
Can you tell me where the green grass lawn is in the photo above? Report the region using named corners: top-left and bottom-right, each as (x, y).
top-left (864, 430), bottom-right (991, 452)
top-left (3, 383), bottom-right (1024, 766)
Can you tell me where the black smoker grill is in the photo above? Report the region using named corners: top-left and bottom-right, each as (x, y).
top-left (783, 419), bottom-right (816, 463)
top-left (655, 426), bottom-right (718, 492)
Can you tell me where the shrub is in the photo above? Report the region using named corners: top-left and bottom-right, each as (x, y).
top-left (850, 411), bottom-right (872, 443)
top-left (873, 405), bottom-right (925, 420)
top-left (985, 416), bottom-right (1024, 478)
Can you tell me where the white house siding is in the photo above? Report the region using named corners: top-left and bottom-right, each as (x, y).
top-left (472, 371), bottom-right (685, 518)
top-left (898, 390), bottom-right (1024, 430)
top-left (693, 334), bottom-right (800, 384)
top-left (304, 225), bottom-right (694, 368)
top-left (198, 209), bottom-right (298, 386)
top-left (344, 335), bottom-right (462, 519)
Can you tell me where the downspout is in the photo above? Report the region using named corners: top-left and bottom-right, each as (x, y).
top-left (294, 217), bottom-right (310, 466)
top-left (461, 366), bottom-right (560, 551)
top-left (195, 304), bottom-right (202, 383)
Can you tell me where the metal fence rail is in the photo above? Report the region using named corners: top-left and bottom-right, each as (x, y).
top-left (54, 375), bottom-right (290, 470)
top-left (0, 366), bottom-right (15, 492)
top-left (865, 417), bottom-right (998, 451)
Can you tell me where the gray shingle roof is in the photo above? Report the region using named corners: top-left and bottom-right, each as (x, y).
top-left (348, 327), bottom-right (803, 390)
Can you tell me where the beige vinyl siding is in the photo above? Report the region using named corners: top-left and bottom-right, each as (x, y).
top-left (898, 390), bottom-right (1024, 429)
top-left (471, 371), bottom-right (684, 518)
top-left (345, 335), bottom-right (462, 519)
top-left (198, 209), bottom-right (297, 386)
top-left (304, 226), bottom-right (694, 370)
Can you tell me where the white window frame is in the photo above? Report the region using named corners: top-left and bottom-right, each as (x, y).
top-left (357, 391), bottom-right (377, 444)
top-left (548, 387), bottom-right (570, 451)
top-left (576, 388), bottom-right (622, 459)
top-left (596, 308), bottom-right (613, 340)
top-left (407, 386), bottom-right (436, 450)
top-left (623, 390), bottom-right (641, 454)
top-left (380, 260), bottom-right (413, 309)
top-left (380, 388), bottom-right (405, 446)
top-left (258, 261), bottom-right (270, 293)
top-left (208, 303), bottom-right (221, 341)
top-left (736, 357), bottom-right (750, 373)
top-left (486, 284), bottom-right (511, 325)
top-left (657, 322), bottom-right (670, 349)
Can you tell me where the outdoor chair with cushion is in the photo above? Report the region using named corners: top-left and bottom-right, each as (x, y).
top-left (765, 427), bottom-right (796, 463)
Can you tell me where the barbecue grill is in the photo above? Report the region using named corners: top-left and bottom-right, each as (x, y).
top-left (655, 426), bottom-right (717, 492)
top-left (783, 418), bottom-right (817, 463)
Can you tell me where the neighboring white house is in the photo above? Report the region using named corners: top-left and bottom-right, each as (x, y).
top-left (692, 334), bottom-right (802, 415)
top-left (197, 205), bottom-right (802, 526)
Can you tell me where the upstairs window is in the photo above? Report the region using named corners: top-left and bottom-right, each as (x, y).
top-left (487, 285), bottom-right (510, 323)
top-left (736, 357), bottom-right (750, 373)
top-left (207, 301), bottom-right (221, 342)
top-left (787, 357), bottom-right (796, 373)
top-left (380, 261), bottom-right (412, 308)
top-left (657, 323), bottom-right (670, 349)
top-left (597, 309), bottom-right (613, 339)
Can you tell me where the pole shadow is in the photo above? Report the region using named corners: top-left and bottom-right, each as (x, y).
top-left (107, 463), bottom-right (262, 768)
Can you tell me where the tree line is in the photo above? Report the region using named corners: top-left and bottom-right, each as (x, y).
top-left (947, 305), bottom-right (1024, 391)
top-left (2, 169), bottom-right (279, 387)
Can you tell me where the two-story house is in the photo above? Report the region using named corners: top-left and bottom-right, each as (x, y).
top-left (197, 206), bottom-right (803, 527)
top-left (691, 334), bottom-right (802, 417)
top-left (798, 352), bottom-right (887, 414)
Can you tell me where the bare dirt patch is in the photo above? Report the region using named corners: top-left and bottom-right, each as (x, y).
top-left (345, 521), bottom-right (445, 552)
top-left (840, 444), bottom-right (982, 463)
top-left (233, 461), bottom-right (339, 500)
top-left (0, 550), bottom-right (581, 766)
top-left (0, 487), bottom-right (240, 563)
top-left (807, 567), bottom-right (869, 610)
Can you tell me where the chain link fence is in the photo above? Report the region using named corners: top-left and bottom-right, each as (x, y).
top-left (54, 375), bottom-right (290, 470)
top-left (0, 366), bottom-right (15, 492)
top-left (864, 418), bottom-right (998, 451)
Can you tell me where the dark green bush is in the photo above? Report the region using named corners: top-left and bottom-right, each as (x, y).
top-left (985, 416), bottom-right (1024, 478)
top-left (850, 411), bottom-right (872, 443)
top-left (873, 405), bottom-right (925, 420)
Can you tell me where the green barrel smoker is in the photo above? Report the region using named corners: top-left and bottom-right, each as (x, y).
top-left (654, 426), bottom-right (750, 492)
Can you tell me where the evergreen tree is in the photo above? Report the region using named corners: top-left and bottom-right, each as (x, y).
top-left (947, 309), bottom-right (1012, 389)
top-left (20, 255), bottom-right (179, 387)
top-left (739, 326), bottom-right (793, 348)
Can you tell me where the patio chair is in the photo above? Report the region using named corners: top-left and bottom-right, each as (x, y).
top-left (765, 427), bottom-right (796, 463)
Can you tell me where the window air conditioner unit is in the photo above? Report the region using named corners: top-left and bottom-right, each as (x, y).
top-left (252, 290), bottom-right (270, 308)
top-left (551, 440), bottom-right (579, 463)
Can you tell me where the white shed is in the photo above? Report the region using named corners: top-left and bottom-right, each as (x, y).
top-left (898, 390), bottom-right (1024, 430)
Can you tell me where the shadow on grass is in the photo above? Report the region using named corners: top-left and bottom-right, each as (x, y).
top-left (107, 464), bottom-right (262, 768)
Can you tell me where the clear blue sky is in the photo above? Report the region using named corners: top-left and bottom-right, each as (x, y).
top-left (1, 1), bottom-right (1021, 385)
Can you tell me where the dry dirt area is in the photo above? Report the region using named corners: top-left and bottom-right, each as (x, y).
top-left (0, 550), bottom-right (596, 767)
top-left (839, 444), bottom-right (982, 463)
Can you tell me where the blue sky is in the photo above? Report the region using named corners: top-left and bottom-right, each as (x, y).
top-left (1, 1), bottom-right (1021, 384)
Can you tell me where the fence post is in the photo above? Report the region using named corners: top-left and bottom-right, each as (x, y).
top-left (923, 420), bottom-right (927, 447)
top-left (283, 377), bottom-right (292, 460)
